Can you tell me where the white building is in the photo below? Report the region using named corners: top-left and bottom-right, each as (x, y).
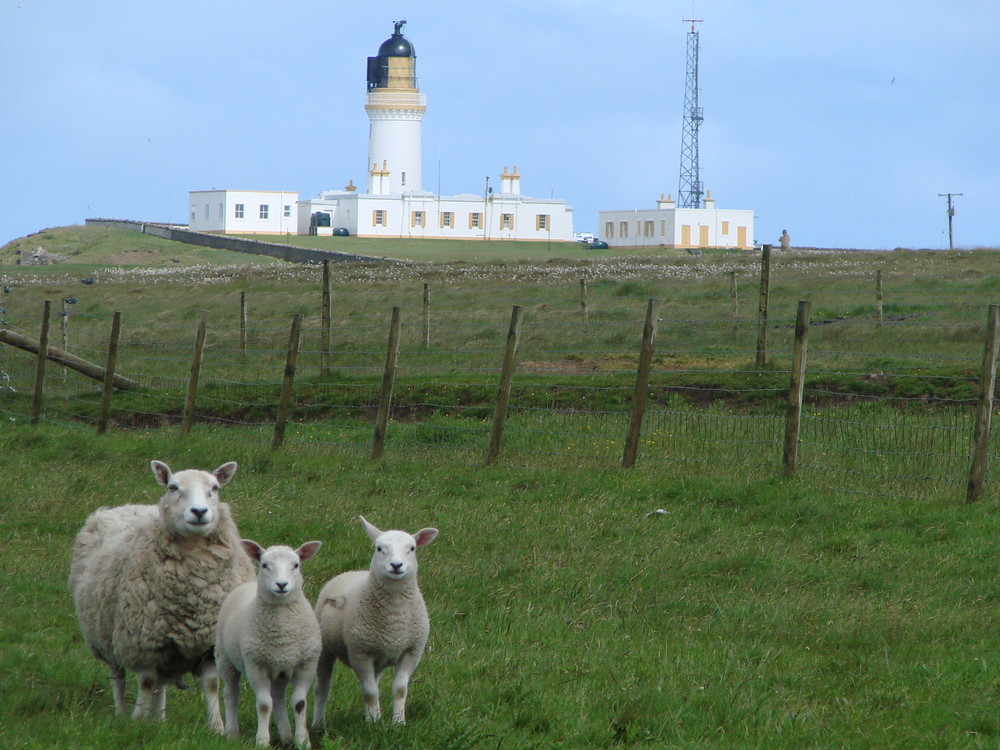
top-left (188, 190), bottom-right (298, 235)
top-left (189, 21), bottom-right (573, 243)
top-left (598, 191), bottom-right (753, 250)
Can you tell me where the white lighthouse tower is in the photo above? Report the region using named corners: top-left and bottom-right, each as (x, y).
top-left (365, 20), bottom-right (425, 195)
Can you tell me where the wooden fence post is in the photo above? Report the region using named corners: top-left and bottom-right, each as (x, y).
top-left (372, 307), bottom-right (402, 460)
top-left (239, 291), bottom-right (248, 360)
top-left (967, 303), bottom-right (1000, 502)
top-left (730, 270), bottom-right (739, 336)
top-left (580, 278), bottom-right (589, 335)
top-left (423, 283), bottom-right (431, 350)
top-left (486, 305), bottom-right (524, 465)
top-left (755, 244), bottom-right (772, 368)
top-left (30, 300), bottom-right (51, 425)
top-left (272, 314), bottom-right (303, 450)
top-left (622, 299), bottom-right (660, 469)
top-left (181, 312), bottom-right (207, 437)
top-left (321, 260), bottom-right (332, 374)
top-left (876, 270), bottom-right (884, 324)
top-left (96, 311), bottom-right (123, 435)
top-left (782, 300), bottom-right (812, 476)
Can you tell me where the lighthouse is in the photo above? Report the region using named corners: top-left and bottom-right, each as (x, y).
top-left (365, 20), bottom-right (425, 195)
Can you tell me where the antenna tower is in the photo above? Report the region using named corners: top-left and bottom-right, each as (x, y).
top-left (678, 19), bottom-right (704, 209)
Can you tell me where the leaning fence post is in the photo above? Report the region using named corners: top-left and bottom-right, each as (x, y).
top-left (486, 305), bottom-right (524, 465)
top-left (272, 314), bottom-right (303, 451)
top-left (967, 303), bottom-right (1000, 501)
top-left (321, 260), bottom-right (332, 375)
top-left (755, 244), bottom-right (772, 368)
top-left (580, 278), bottom-right (589, 335)
top-left (622, 299), bottom-right (660, 469)
top-left (782, 300), bottom-right (812, 477)
top-left (96, 311), bottom-right (123, 435)
top-left (30, 300), bottom-right (52, 426)
top-left (372, 307), bottom-right (402, 460)
top-left (181, 312), bottom-right (207, 437)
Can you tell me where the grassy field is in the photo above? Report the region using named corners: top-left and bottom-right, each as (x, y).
top-left (3, 425), bottom-right (1000, 749)
top-left (3, 227), bottom-right (1000, 747)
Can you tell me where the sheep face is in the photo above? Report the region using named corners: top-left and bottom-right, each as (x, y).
top-left (242, 540), bottom-right (322, 601)
top-left (360, 516), bottom-right (438, 582)
top-left (150, 460), bottom-right (237, 538)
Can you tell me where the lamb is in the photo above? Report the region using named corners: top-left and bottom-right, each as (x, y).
top-left (215, 540), bottom-right (322, 748)
top-left (69, 460), bottom-right (254, 729)
top-left (313, 516), bottom-right (439, 727)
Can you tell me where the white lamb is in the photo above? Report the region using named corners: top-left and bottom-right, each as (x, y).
top-left (215, 540), bottom-right (322, 748)
top-left (313, 516), bottom-right (439, 727)
top-left (69, 460), bottom-right (254, 729)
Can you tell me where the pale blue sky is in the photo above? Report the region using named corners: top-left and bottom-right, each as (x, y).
top-left (2, 0), bottom-right (997, 249)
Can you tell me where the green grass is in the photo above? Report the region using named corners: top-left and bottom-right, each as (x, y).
top-left (3, 425), bottom-right (1000, 748)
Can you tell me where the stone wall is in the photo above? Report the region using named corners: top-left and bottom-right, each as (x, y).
top-left (85, 219), bottom-right (400, 265)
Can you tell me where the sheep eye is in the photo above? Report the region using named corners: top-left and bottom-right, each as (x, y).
top-left (376, 546), bottom-right (383, 553)
top-left (409, 546), bottom-right (416, 552)
top-left (168, 484), bottom-right (179, 492)
top-left (292, 563), bottom-right (299, 570)
top-left (261, 563), bottom-right (270, 570)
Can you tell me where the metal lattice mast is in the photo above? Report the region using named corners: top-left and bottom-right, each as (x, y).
top-left (678, 20), bottom-right (704, 209)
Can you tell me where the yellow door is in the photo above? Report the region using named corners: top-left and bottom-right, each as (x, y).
top-left (699, 225), bottom-right (709, 247)
top-left (737, 226), bottom-right (747, 248)
top-left (680, 225), bottom-right (691, 247)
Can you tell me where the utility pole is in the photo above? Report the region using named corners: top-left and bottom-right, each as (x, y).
top-left (937, 192), bottom-right (963, 250)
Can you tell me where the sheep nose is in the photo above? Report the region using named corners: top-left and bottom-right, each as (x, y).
top-left (190, 507), bottom-right (208, 521)
top-left (276, 581), bottom-right (288, 592)
top-left (390, 562), bottom-right (403, 573)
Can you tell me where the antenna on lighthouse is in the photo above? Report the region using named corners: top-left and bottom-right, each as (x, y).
top-left (678, 19), bottom-right (704, 209)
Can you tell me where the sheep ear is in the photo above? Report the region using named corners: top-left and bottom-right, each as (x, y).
top-left (213, 462), bottom-right (238, 487)
top-left (359, 516), bottom-right (382, 543)
top-left (241, 540), bottom-right (264, 561)
top-left (413, 528), bottom-right (439, 548)
top-left (296, 541), bottom-right (322, 562)
top-left (151, 460), bottom-right (171, 486)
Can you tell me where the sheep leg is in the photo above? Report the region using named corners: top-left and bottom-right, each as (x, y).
top-left (108, 665), bottom-right (128, 716)
top-left (132, 672), bottom-right (161, 720)
top-left (199, 661), bottom-right (224, 733)
top-left (311, 649), bottom-right (335, 730)
top-left (352, 658), bottom-right (382, 722)
top-left (218, 658), bottom-right (241, 737)
top-left (246, 664), bottom-right (273, 747)
top-left (291, 666), bottom-right (316, 748)
top-left (390, 652), bottom-right (420, 725)
top-left (271, 678), bottom-right (292, 746)
top-left (152, 683), bottom-right (167, 721)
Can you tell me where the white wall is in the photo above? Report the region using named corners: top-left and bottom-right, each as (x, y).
top-left (598, 206), bottom-right (753, 249)
top-left (188, 190), bottom-right (299, 235)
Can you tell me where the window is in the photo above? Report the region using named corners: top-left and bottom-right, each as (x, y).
top-left (235, 204), bottom-right (245, 219)
top-left (440, 211), bottom-right (454, 228)
top-left (190, 210), bottom-right (196, 222)
top-left (536, 214), bottom-right (550, 231)
top-left (619, 221), bottom-right (629, 238)
top-left (401, 172), bottom-right (407, 187)
top-left (204, 204), bottom-right (210, 220)
top-left (469, 212), bottom-right (482, 229)
top-left (660, 220), bottom-right (666, 236)
top-left (605, 221), bottom-right (614, 238)
top-left (643, 221), bottom-right (654, 237)
top-left (284, 204), bottom-right (292, 219)
top-left (373, 209), bottom-right (387, 226)
top-left (501, 213), bottom-right (514, 230)
top-left (259, 204), bottom-right (269, 220)
top-left (411, 210), bottom-right (425, 228)
top-left (721, 221), bottom-right (730, 235)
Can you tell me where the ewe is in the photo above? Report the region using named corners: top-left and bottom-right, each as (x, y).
top-left (69, 460), bottom-right (253, 728)
top-left (216, 540), bottom-right (322, 748)
top-left (313, 516), bottom-right (438, 727)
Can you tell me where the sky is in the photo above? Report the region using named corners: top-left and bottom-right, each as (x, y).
top-left (2, 0), bottom-right (998, 250)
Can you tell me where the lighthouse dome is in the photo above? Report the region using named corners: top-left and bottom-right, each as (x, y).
top-left (378, 22), bottom-right (414, 57)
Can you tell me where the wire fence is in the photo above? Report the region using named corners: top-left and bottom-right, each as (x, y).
top-left (1, 283), bottom-right (995, 503)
